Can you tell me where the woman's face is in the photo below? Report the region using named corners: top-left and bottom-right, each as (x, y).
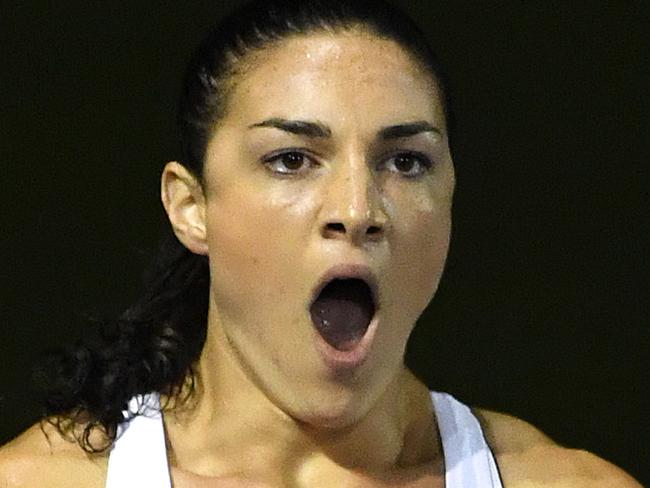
top-left (200, 31), bottom-right (454, 426)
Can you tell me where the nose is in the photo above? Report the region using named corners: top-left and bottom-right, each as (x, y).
top-left (320, 157), bottom-right (388, 246)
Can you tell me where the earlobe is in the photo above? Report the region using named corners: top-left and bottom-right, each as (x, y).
top-left (160, 161), bottom-right (209, 255)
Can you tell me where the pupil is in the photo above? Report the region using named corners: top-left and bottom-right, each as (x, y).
top-left (395, 155), bottom-right (414, 172)
top-left (283, 153), bottom-right (303, 170)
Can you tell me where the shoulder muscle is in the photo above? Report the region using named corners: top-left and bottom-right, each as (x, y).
top-left (473, 409), bottom-right (642, 487)
top-left (0, 421), bottom-right (108, 488)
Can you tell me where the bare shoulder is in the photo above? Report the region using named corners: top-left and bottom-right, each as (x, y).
top-left (473, 408), bottom-right (643, 487)
top-left (0, 420), bottom-right (108, 488)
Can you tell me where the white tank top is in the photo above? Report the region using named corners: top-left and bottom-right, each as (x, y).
top-left (105, 391), bottom-right (503, 487)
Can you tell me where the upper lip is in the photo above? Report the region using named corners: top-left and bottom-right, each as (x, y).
top-left (309, 263), bottom-right (380, 312)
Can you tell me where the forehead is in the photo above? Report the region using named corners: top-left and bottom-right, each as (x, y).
top-left (220, 32), bottom-right (445, 131)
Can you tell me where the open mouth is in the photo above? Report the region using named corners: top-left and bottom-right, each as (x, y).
top-left (309, 278), bottom-right (376, 352)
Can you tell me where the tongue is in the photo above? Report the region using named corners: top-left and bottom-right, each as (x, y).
top-left (310, 279), bottom-right (375, 351)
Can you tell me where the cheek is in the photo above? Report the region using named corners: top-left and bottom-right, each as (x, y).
top-left (411, 211), bottom-right (451, 285)
top-left (204, 185), bottom-right (315, 323)
top-left (384, 187), bottom-right (452, 320)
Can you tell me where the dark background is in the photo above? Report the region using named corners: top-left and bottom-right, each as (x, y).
top-left (1, 1), bottom-right (648, 484)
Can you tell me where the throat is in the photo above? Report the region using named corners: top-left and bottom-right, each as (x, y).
top-left (163, 365), bottom-right (441, 484)
top-left (164, 311), bottom-right (440, 484)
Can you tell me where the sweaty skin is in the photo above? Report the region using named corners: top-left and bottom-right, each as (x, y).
top-left (0, 32), bottom-right (642, 488)
top-left (161, 31), bottom-right (453, 484)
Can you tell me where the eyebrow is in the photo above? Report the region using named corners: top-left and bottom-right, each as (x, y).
top-left (377, 121), bottom-right (441, 140)
top-left (248, 118), bottom-right (441, 140)
top-left (248, 118), bottom-right (332, 138)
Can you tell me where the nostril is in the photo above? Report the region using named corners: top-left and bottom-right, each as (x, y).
top-left (322, 222), bottom-right (385, 241)
top-left (326, 223), bottom-right (346, 233)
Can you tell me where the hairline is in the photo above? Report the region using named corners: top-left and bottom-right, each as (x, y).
top-left (204, 25), bottom-right (445, 169)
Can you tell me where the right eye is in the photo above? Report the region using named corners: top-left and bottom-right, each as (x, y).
top-left (262, 150), bottom-right (316, 176)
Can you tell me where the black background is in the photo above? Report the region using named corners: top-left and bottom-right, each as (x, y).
top-left (1, 1), bottom-right (648, 484)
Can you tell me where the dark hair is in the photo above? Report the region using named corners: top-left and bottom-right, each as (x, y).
top-left (35, 0), bottom-right (451, 453)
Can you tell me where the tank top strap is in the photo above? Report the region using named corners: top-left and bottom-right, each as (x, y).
top-left (430, 390), bottom-right (504, 488)
top-left (105, 392), bottom-right (171, 488)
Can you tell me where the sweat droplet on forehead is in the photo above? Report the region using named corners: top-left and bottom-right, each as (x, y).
top-left (215, 33), bottom-right (446, 150)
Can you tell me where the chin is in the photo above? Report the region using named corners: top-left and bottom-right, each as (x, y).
top-left (289, 384), bottom-right (373, 432)
top-left (298, 408), bottom-right (363, 432)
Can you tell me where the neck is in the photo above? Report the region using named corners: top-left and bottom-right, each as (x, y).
top-left (162, 314), bottom-right (441, 483)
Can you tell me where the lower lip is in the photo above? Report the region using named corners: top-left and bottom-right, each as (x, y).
top-left (311, 315), bottom-right (379, 372)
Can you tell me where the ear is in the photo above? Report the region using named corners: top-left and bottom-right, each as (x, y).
top-left (161, 161), bottom-right (208, 255)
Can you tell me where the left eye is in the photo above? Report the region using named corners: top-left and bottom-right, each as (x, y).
top-left (263, 151), bottom-right (315, 175)
top-left (383, 152), bottom-right (433, 178)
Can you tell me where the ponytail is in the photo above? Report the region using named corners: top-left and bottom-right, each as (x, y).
top-left (35, 232), bottom-right (208, 452)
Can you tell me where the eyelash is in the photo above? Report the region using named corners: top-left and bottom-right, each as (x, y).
top-left (383, 151), bottom-right (434, 178)
top-left (262, 149), bottom-right (318, 176)
top-left (262, 149), bottom-right (434, 178)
